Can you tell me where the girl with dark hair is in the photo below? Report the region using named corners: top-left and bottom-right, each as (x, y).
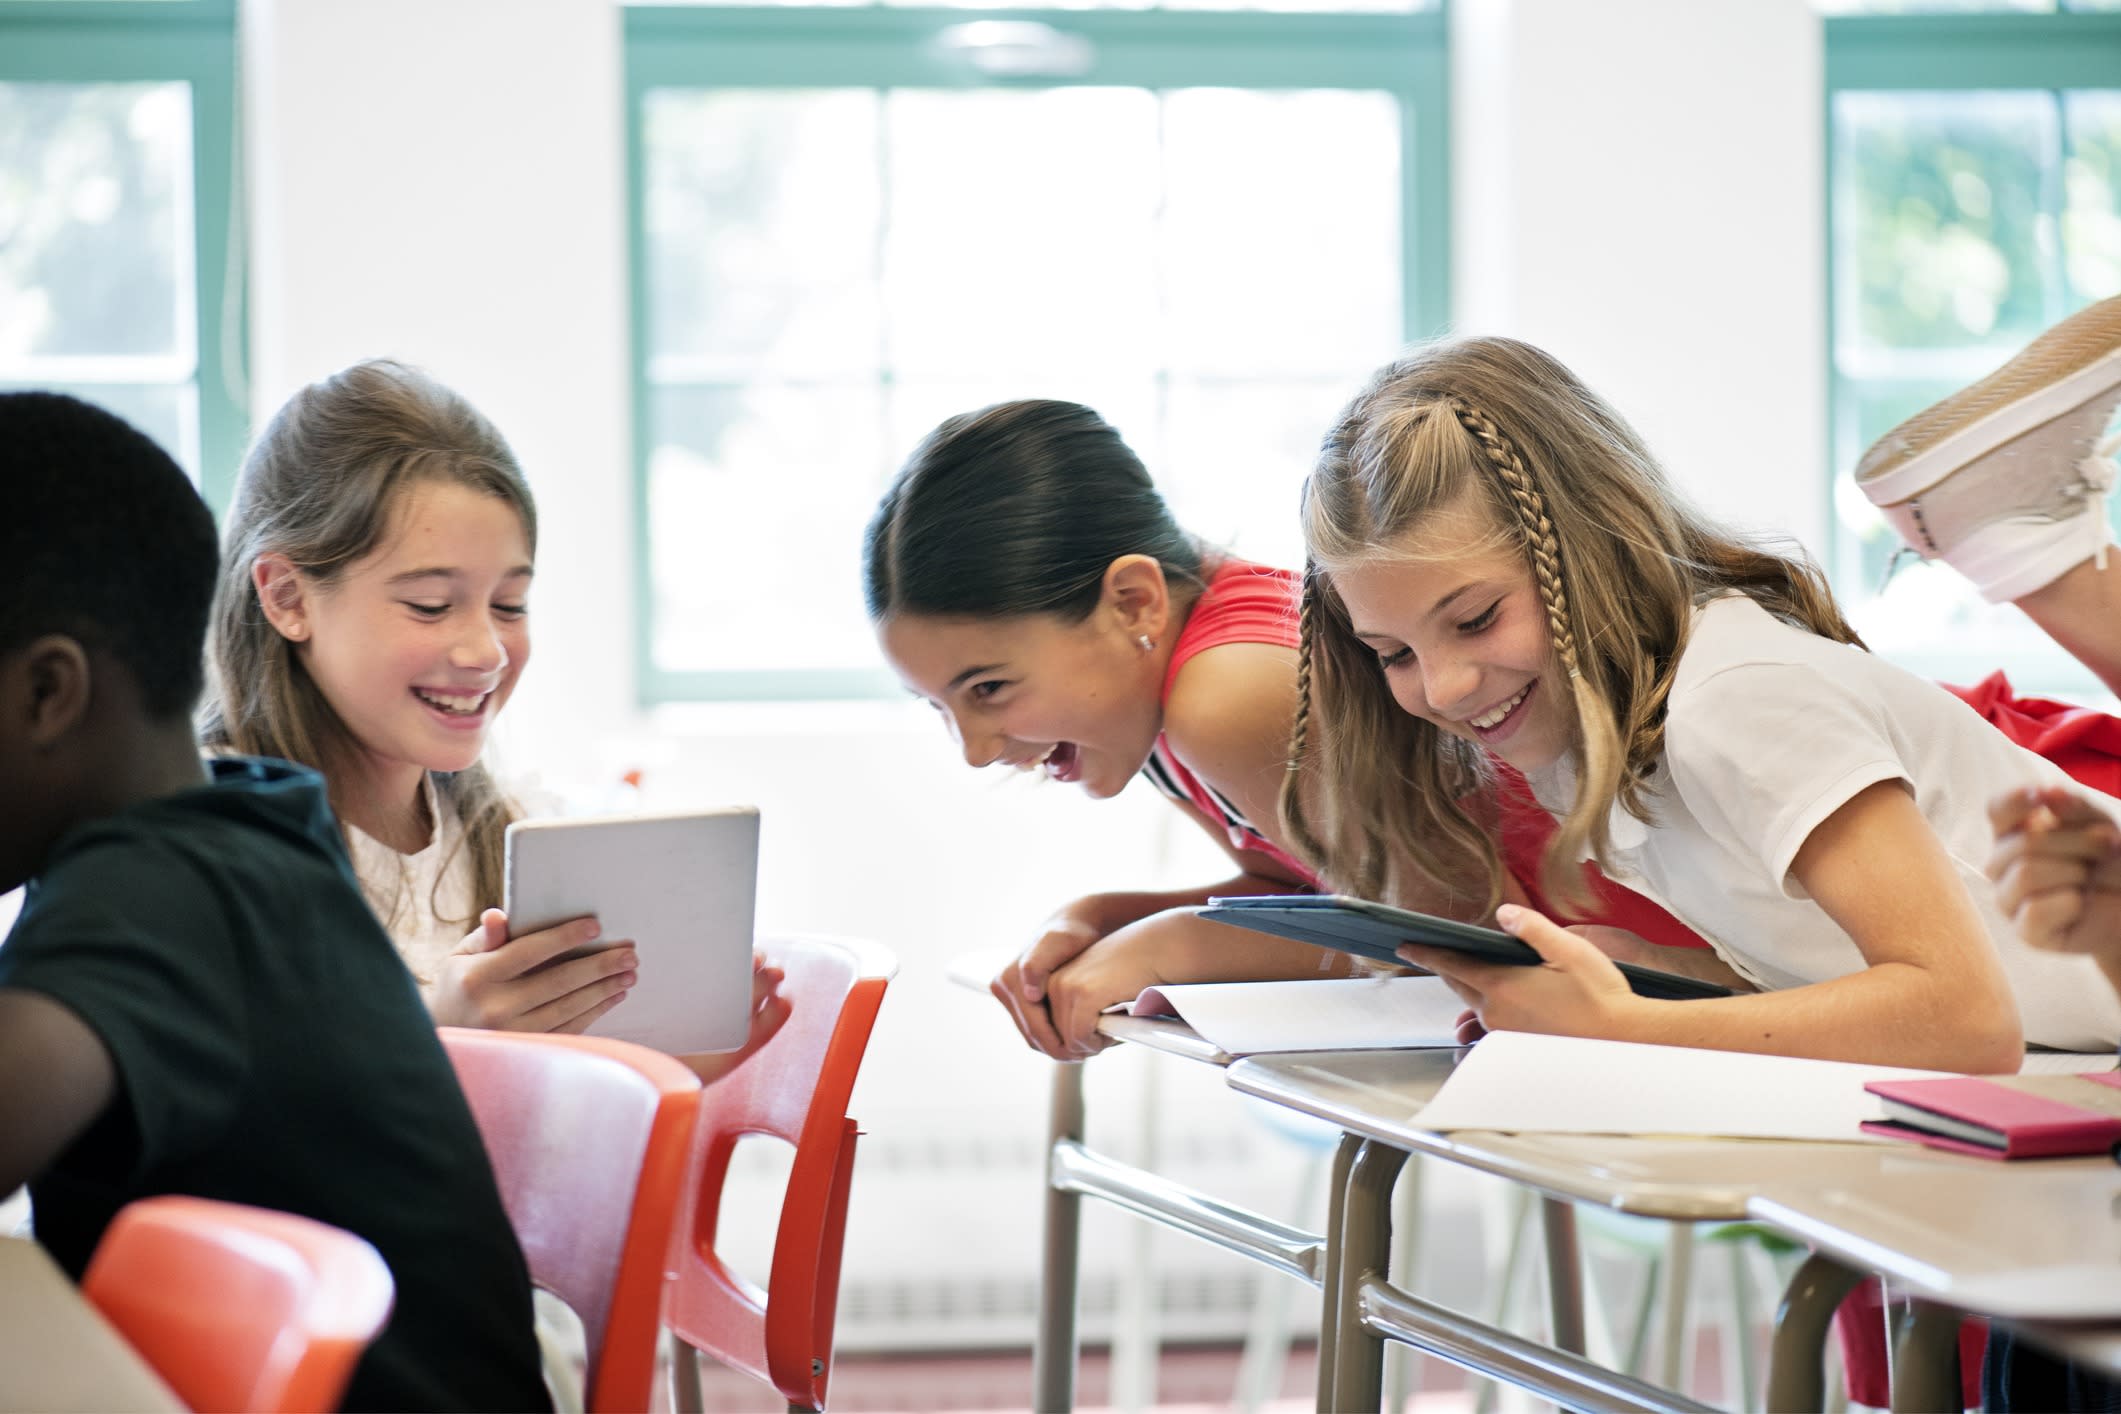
top-left (865, 398), bottom-right (1707, 1057)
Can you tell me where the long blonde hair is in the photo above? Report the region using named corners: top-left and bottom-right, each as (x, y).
top-left (201, 360), bottom-right (536, 931)
top-left (1280, 336), bottom-right (1859, 912)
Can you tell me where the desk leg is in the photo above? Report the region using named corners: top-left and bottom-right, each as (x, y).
top-left (1316, 1133), bottom-right (1363, 1412)
top-left (1540, 1198), bottom-right (1586, 1357)
top-left (1383, 1156), bottom-right (1426, 1414)
top-left (1329, 1140), bottom-right (1410, 1414)
top-left (1888, 1297), bottom-right (1961, 1414)
top-left (1766, 1252), bottom-right (1864, 1414)
top-left (1035, 1061), bottom-right (1086, 1414)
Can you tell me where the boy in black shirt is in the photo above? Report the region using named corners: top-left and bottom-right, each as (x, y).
top-left (0, 392), bottom-right (549, 1412)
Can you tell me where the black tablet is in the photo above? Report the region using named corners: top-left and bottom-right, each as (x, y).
top-left (1199, 894), bottom-right (1733, 1002)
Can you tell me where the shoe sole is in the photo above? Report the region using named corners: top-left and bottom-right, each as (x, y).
top-left (1856, 296), bottom-right (2121, 506)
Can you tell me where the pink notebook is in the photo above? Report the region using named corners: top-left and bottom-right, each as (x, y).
top-left (1862, 1070), bottom-right (2121, 1160)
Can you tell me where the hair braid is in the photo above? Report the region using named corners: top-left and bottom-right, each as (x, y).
top-left (1278, 566), bottom-right (1329, 872)
top-left (1448, 397), bottom-right (1581, 679)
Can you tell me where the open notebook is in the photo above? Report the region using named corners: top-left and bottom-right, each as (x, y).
top-left (1125, 975), bottom-right (1469, 1056)
top-left (1409, 1031), bottom-right (1958, 1142)
top-left (1408, 1037), bottom-right (2115, 1143)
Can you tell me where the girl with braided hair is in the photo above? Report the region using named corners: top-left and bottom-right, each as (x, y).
top-left (1288, 334), bottom-right (2121, 1068)
top-left (866, 397), bottom-right (1710, 1059)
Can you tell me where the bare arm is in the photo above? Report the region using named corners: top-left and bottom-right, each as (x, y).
top-left (1405, 781), bottom-right (2025, 1072)
top-left (1569, 925), bottom-right (1755, 990)
top-left (0, 990), bottom-right (116, 1198)
top-left (992, 805), bottom-right (1344, 1058)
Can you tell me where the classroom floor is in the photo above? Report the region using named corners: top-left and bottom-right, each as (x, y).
top-left (684, 1342), bottom-right (1483, 1412)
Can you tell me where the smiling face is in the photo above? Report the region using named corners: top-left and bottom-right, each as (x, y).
top-left (1326, 504), bottom-right (1574, 775)
top-left (282, 479), bottom-right (533, 799)
top-left (878, 608), bottom-right (1169, 800)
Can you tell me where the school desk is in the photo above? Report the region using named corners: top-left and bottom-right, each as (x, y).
top-left (1749, 1155), bottom-right (2121, 1410)
top-left (0, 1236), bottom-right (182, 1413)
top-left (952, 955), bottom-right (2075, 1414)
top-left (1223, 1048), bottom-right (2053, 1414)
top-left (1015, 1013), bottom-right (1632, 1413)
top-left (957, 966), bottom-right (1785, 1414)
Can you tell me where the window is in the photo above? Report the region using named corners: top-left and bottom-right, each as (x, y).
top-left (627, 4), bottom-right (1446, 700)
top-left (1826, 3), bottom-right (2121, 689)
top-left (0, 0), bottom-right (243, 503)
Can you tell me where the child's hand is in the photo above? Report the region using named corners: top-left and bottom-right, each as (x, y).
top-left (1568, 923), bottom-right (1755, 992)
top-left (426, 908), bottom-right (638, 1034)
top-left (1396, 904), bottom-right (1640, 1039)
top-left (1040, 927), bottom-right (1176, 1059)
top-left (1988, 786), bottom-right (2121, 960)
top-left (681, 952), bottom-right (791, 1085)
top-left (991, 904), bottom-right (1109, 1058)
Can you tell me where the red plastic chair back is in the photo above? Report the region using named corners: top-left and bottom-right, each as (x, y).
top-left (440, 1028), bottom-right (702, 1413)
top-left (665, 935), bottom-right (895, 1411)
top-left (82, 1195), bottom-right (394, 1414)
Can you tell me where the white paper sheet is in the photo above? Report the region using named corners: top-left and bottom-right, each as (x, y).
top-left (944, 947), bottom-right (1014, 994)
top-left (2018, 1050), bottom-right (2121, 1075)
top-left (1409, 1030), bottom-right (1956, 1142)
top-left (1127, 976), bottom-right (1468, 1056)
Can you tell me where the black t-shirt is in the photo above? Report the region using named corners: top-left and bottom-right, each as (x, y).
top-left (0, 757), bottom-right (549, 1413)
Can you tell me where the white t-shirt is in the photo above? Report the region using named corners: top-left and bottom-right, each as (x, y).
top-left (344, 774), bottom-right (479, 990)
top-left (1529, 594), bottom-right (2121, 1054)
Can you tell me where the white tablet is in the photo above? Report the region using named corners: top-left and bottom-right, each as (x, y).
top-left (503, 806), bottom-right (760, 1055)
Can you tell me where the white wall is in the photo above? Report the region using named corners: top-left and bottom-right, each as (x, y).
top-left (1453, 0), bottom-right (1827, 553)
top-left (244, 0), bottom-right (635, 763)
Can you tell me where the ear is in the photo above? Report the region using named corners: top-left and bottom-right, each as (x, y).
top-left (251, 553), bottom-right (313, 644)
top-left (1102, 555), bottom-right (1173, 648)
top-left (8, 636), bottom-right (95, 750)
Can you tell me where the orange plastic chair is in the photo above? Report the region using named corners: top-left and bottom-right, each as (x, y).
top-left (440, 1028), bottom-right (702, 1413)
top-left (82, 1195), bottom-right (395, 1414)
top-left (667, 934), bottom-right (896, 1412)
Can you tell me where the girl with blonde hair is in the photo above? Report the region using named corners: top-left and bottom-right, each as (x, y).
top-left (204, 359), bottom-right (785, 1074)
top-left (1288, 333), bottom-right (2121, 1069)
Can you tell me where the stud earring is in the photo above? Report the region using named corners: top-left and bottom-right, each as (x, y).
top-left (1137, 634), bottom-right (1155, 652)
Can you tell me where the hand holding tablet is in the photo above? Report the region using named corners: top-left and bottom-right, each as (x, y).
top-left (504, 806), bottom-right (761, 1054)
top-left (425, 907), bottom-right (641, 1035)
top-left (1198, 894), bottom-right (1733, 1002)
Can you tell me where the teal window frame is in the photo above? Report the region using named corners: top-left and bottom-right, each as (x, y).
top-left (1822, 9), bottom-right (2121, 687)
top-left (623, 3), bottom-right (1450, 703)
top-left (0, 0), bottom-right (244, 507)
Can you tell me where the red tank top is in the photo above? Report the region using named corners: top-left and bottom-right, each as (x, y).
top-left (1141, 559), bottom-right (1710, 951)
top-left (1143, 559), bottom-right (1313, 882)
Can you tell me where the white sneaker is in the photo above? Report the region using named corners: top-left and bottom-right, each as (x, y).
top-left (1855, 294), bottom-right (2121, 603)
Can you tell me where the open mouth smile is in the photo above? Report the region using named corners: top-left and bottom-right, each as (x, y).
top-left (1463, 681), bottom-right (1534, 741)
top-left (1011, 741), bottom-right (1084, 784)
top-left (412, 687), bottom-right (493, 724)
